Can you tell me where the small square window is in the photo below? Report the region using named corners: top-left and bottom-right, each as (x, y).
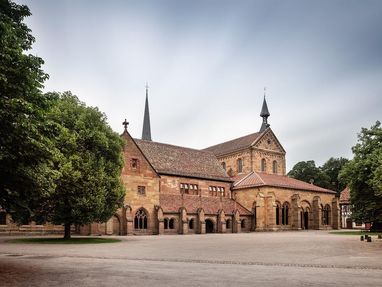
top-left (131, 158), bottom-right (139, 169)
top-left (137, 186), bottom-right (146, 195)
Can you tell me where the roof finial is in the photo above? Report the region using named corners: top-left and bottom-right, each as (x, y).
top-left (122, 119), bottom-right (129, 131)
top-left (259, 88), bottom-right (270, 132)
top-left (142, 82), bottom-right (152, 141)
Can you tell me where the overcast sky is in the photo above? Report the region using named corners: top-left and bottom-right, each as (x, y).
top-left (19, 0), bottom-right (382, 171)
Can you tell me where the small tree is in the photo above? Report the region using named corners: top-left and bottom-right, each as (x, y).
top-left (45, 92), bottom-right (125, 239)
top-left (339, 121), bottom-right (382, 231)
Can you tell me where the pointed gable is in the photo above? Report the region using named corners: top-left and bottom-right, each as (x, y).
top-left (252, 128), bottom-right (285, 154)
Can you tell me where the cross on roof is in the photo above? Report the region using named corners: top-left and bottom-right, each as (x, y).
top-left (122, 119), bottom-right (129, 131)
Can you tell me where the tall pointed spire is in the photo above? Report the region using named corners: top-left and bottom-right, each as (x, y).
top-left (259, 88), bottom-right (270, 132)
top-left (142, 82), bottom-right (152, 141)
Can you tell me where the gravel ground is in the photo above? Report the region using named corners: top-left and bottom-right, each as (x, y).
top-left (0, 231), bottom-right (381, 286)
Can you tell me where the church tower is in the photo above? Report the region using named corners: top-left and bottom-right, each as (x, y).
top-left (142, 83), bottom-right (152, 141)
top-left (259, 95), bottom-right (270, 132)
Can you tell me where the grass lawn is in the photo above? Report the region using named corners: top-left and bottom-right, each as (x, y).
top-left (7, 237), bottom-right (121, 244)
top-left (329, 231), bottom-right (381, 236)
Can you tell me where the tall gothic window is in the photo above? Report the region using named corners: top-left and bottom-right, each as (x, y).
top-left (272, 161), bottom-right (278, 174)
top-left (237, 158), bottom-right (243, 173)
top-left (189, 219), bottom-right (194, 230)
top-left (222, 162), bottom-right (226, 170)
top-left (134, 209), bottom-right (148, 230)
top-left (164, 218), bottom-right (169, 230)
top-left (169, 218), bottom-right (175, 229)
top-left (261, 159), bottom-right (266, 172)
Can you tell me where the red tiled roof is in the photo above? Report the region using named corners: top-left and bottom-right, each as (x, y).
top-left (233, 171), bottom-right (336, 193)
top-left (203, 132), bottom-right (262, 156)
top-left (160, 194), bottom-right (252, 215)
top-left (340, 187), bottom-right (350, 203)
top-left (135, 139), bottom-right (231, 182)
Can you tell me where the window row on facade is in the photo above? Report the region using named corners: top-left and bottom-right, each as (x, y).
top-left (208, 186), bottom-right (225, 197)
top-left (180, 183), bottom-right (199, 195)
top-left (221, 158), bottom-right (279, 174)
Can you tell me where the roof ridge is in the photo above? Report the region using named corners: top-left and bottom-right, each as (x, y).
top-left (203, 132), bottom-right (261, 150)
top-left (135, 138), bottom-right (213, 154)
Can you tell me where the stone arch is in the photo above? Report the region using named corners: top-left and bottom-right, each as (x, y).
top-left (134, 208), bottom-right (149, 230)
top-left (169, 218), bottom-right (176, 229)
top-left (164, 218), bottom-right (169, 230)
top-left (241, 218), bottom-right (247, 229)
top-left (205, 218), bottom-right (215, 233)
top-left (188, 218), bottom-right (195, 230)
top-left (323, 204), bottom-right (331, 225)
top-left (112, 214), bottom-right (121, 235)
top-left (282, 201), bottom-right (290, 226)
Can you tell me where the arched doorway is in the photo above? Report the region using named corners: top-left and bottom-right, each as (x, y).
top-left (205, 219), bottom-right (214, 233)
top-left (112, 216), bottom-right (120, 235)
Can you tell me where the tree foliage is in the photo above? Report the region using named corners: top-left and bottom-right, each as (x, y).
top-left (321, 157), bottom-right (349, 194)
top-left (0, 0), bottom-right (57, 222)
top-left (287, 160), bottom-right (331, 189)
top-left (339, 121), bottom-right (382, 230)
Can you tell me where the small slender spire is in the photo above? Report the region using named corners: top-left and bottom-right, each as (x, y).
top-left (259, 88), bottom-right (270, 132)
top-left (142, 82), bottom-right (152, 141)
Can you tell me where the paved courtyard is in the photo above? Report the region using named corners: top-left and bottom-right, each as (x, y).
top-left (0, 231), bottom-right (381, 286)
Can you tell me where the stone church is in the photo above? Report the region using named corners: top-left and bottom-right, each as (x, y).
top-left (80, 87), bottom-right (340, 235)
top-left (0, 88), bottom-right (340, 235)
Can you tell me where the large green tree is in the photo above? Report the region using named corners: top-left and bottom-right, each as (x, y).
top-left (44, 92), bottom-right (125, 239)
top-left (288, 160), bottom-right (331, 189)
top-left (339, 121), bottom-right (382, 231)
top-left (0, 0), bottom-right (57, 222)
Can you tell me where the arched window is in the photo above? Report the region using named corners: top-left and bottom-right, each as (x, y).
top-left (189, 219), bottom-right (194, 230)
top-left (282, 202), bottom-right (289, 225)
top-left (275, 202), bottom-right (281, 225)
top-left (237, 158), bottom-right (243, 173)
top-left (169, 218), bottom-right (175, 229)
top-left (261, 159), bottom-right (266, 172)
top-left (134, 209), bottom-right (148, 229)
top-left (222, 162), bottom-right (226, 170)
top-left (226, 219), bottom-right (231, 229)
top-left (272, 161), bottom-right (278, 174)
top-left (0, 211), bottom-right (6, 225)
top-left (241, 219), bottom-right (246, 228)
top-left (323, 205), bottom-right (331, 225)
top-left (164, 218), bottom-right (169, 230)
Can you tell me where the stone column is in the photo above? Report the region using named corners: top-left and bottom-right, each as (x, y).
top-left (179, 207), bottom-right (188, 235)
top-left (198, 208), bottom-right (205, 234)
top-left (255, 192), bottom-right (266, 231)
top-left (156, 206), bottom-right (164, 235)
top-left (291, 194), bottom-right (301, 230)
top-left (218, 210), bottom-right (226, 233)
top-left (125, 205), bottom-right (133, 235)
top-left (266, 192), bottom-right (276, 230)
top-left (233, 210), bottom-right (241, 233)
top-left (332, 197), bottom-right (340, 230)
top-left (312, 196), bottom-right (321, 230)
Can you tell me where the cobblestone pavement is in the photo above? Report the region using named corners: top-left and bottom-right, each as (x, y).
top-left (0, 231), bottom-right (381, 286)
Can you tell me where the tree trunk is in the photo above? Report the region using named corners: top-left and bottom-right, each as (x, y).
top-left (64, 223), bottom-right (71, 239)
